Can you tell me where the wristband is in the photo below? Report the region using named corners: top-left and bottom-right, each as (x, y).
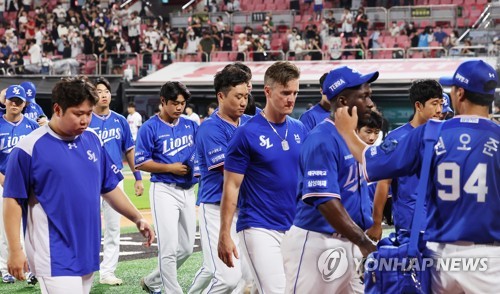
top-left (133, 171), bottom-right (142, 181)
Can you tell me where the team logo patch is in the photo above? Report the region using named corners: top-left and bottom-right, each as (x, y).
top-left (294, 134), bottom-right (301, 144)
top-left (380, 139), bottom-right (398, 154)
top-left (317, 247), bottom-right (349, 282)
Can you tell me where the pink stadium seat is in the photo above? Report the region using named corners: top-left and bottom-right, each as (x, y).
top-left (276, 2), bottom-right (288, 10)
top-left (476, 0), bottom-right (487, 4)
top-left (233, 25), bottom-right (243, 33)
top-left (456, 18), bottom-right (466, 27)
top-left (396, 35), bottom-right (409, 44)
top-left (411, 51), bottom-right (424, 58)
top-left (271, 38), bottom-right (282, 50)
top-left (428, 0), bottom-right (439, 4)
top-left (255, 4), bottom-right (265, 11)
top-left (266, 3), bottom-right (277, 10)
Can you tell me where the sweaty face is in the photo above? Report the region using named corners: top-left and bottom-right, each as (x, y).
top-left (343, 83), bottom-right (374, 122)
top-left (265, 79), bottom-right (299, 116)
top-left (96, 84), bottom-right (111, 108)
top-left (162, 95), bottom-right (186, 121)
top-left (357, 126), bottom-right (380, 145)
top-left (5, 98), bottom-right (26, 116)
top-left (417, 97), bottom-right (443, 121)
top-left (58, 100), bottom-right (93, 137)
top-left (220, 83), bottom-right (248, 121)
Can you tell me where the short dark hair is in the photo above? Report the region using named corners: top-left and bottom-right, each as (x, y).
top-left (95, 77), bottom-right (111, 92)
top-left (208, 102), bottom-right (218, 109)
top-left (264, 61), bottom-right (300, 87)
top-left (128, 101), bottom-right (136, 108)
top-left (319, 72), bottom-right (328, 88)
top-left (214, 65), bottom-right (251, 96)
top-left (159, 81), bottom-right (191, 102)
top-left (224, 62), bottom-right (252, 80)
top-left (186, 103), bottom-right (195, 110)
top-left (409, 79), bottom-right (443, 107)
top-left (464, 89), bottom-right (494, 106)
top-left (357, 110), bottom-right (383, 130)
top-left (52, 76), bottom-right (98, 112)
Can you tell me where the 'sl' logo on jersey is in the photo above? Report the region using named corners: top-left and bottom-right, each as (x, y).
top-left (259, 135), bottom-right (273, 149)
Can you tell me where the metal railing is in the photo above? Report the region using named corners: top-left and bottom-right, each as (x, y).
top-left (448, 45), bottom-right (487, 57)
top-left (99, 52), bottom-right (140, 76)
top-left (366, 47), bottom-right (406, 59)
top-left (406, 46), bottom-right (448, 58)
top-left (322, 7), bottom-right (388, 29)
top-left (248, 50), bottom-right (286, 61)
top-left (322, 48), bottom-right (367, 60)
top-left (175, 52), bottom-right (209, 62)
top-left (388, 5), bottom-right (458, 28)
top-left (76, 54), bottom-right (99, 75)
top-left (209, 51), bottom-right (247, 62)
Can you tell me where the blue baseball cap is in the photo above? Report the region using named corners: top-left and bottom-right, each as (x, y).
top-left (6, 85), bottom-right (26, 101)
top-left (442, 93), bottom-right (453, 113)
top-left (322, 66), bottom-right (379, 101)
top-left (20, 81), bottom-right (36, 103)
top-left (439, 60), bottom-right (498, 95)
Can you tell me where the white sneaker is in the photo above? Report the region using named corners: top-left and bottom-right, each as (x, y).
top-left (100, 274), bottom-right (123, 285)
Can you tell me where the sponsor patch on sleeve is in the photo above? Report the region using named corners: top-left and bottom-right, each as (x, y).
top-left (379, 139), bottom-right (398, 154)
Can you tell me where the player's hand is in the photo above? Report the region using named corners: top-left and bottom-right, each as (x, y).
top-left (335, 106), bottom-right (358, 136)
top-left (136, 218), bottom-right (155, 248)
top-left (134, 180), bottom-right (144, 196)
top-left (37, 117), bottom-right (48, 126)
top-left (366, 223), bottom-right (382, 242)
top-left (7, 249), bottom-right (28, 281)
top-left (359, 239), bottom-right (377, 258)
top-left (168, 163), bottom-right (189, 176)
top-left (218, 233), bottom-right (239, 268)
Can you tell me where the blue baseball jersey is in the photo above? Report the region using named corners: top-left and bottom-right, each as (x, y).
top-left (89, 111), bottom-right (134, 170)
top-left (299, 103), bottom-right (330, 133)
top-left (294, 120), bottom-right (373, 234)
top-left (382, 122), bottom-right (421, 232)
top-left (224, 114), bottom-right (307, 232)
top-left (196, 113), bottom-right (252, 205)
top-left (3, 125), bottom-right (123, 276)
top-left (135, 115), bottom-right (198, 187)
top-left (23, 103), bottom-right (46, 121)
top-left (363, 117), bottom-right (500, 244)
top-left (0, 116), bottom-right (39, 173)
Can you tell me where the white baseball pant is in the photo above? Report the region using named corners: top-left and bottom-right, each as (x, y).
top-left (38, 273), bottom-right (94, 294)
top-left (189, 203), bottom-right (241, 294)
top-left (239, 228), bottom-right (286, 294)
top-left (282, 226), bottom-right (363, 294)
top-left (427, 241), bottom-right (500, 294)
top-left (99, 180), bottom-right (124, 279)
top-left (143, 182), bottom-right (196, 293)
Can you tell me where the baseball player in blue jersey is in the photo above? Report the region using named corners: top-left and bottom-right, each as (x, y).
top-left (336, 59), bottom-right (500, 293)
top-left (281, 66), bottom-right (377, 293)
top-left (189, 65), bottom-right (251, 294)
top-left (441, 92), bottom-right (454, 120)
top-left (135, 81), bottom-right (198, 294)
top-left (3, 77), bottom-right (154, 293)
top-left (0, 85), bottom-right (38, 285)
top-left (89, 77), bottom-right (144, 286)
top-left (20, 81), bottom-right (48, 126)
top-left (218, 61), bottom-right (307, 294)
top-left (366, 79), bottom-right (443, 242)
top-left (299, 72), bottom-right (331, 132)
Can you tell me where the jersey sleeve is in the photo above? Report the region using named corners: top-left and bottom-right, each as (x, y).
top-left (120, 116), bottom-right (135, 152)
top-left (198, 123), bottom-right (228, 171)
top-left (3, 147), bottom-right (32, 199)
top-left (301, 138), bottom-right (341, 208)
top-left (134, 123), bottom-right (154, 167)
top-left (363, 125), bottom-right (425, 182)
top-left (100, 147), bottom-right (124, 194)
top-left (299, 112), bottom-right (314, 133)
top-left (224, 127), bottom-right (251, 175)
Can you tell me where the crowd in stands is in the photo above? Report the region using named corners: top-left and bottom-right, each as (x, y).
top-left (0, 0), bottom-right (496, 76)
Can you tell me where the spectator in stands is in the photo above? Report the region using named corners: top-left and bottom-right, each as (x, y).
top-left (34, 7), bottom-right (46, 27)
top-left (128, 11), bottom-right (141, 53)
top-left (215, 16), bottom-right (225, 31)
top-left (392, 43), bottom-right (404, 58)
top-left (304, 24), bottom-right (318, 44)
top-left (236, 33), bottom-right (251, 61)
top-left (307, 35), bottom-right (322, 60)
top-left (53, 2), bottom-right (67, 24)
top-left (210, 25), bottom-right (222, 51)
top-left (324, 10), bottom-right (335, 23)
top-left (313, 0), bottom-right (324, 21)
top-left (18, 10), bottom-right (28, 39)
top-left (42, 32), bottom-right (55, 54)
top-left (8, 51), bottom-right (24, 74)
top-left (159, 34), bottom-right (174, 66)
top-left (221, 30), bottom-right (233, 51)
top-left (341, 6), bottom-right (354, 40)
top-left (368, 27), bottom-right (382, 58)
top-left (191, 16), bottom-right (202, 37)
top-left (198, 30), bottom-right (215, 62)
top-left (354, 36), bottom-right (366, 59)
top-left (487, 36), bottom-right (499, 56)
top-left (24, 39), bottom-right (42, 74)
top-left (342, 37), bottom-right (354, 59)
top-left (402, 21), bottom-right (417, 36)
top-left (184, 103), bottom-right (201, 125)
top-left (433, 25), bottom-right (448, 45)
top-left (461, 39), bottom-right (475, 57)
top-left (186, 30), bottom-right (200, 61)
top-left (417, 26), bottom-right (433, 57)
top-left (389, 21), bottom-right (401, 37)
top-left (207, 102), bottom-right (217, 116)
top-left (325, 32), bottom-right (342, 60)
top-left (209, 0), bottom-right (218, 12)
top-left (144, 26), bottom-right (161, 51)
top-left (6, 0), bottom-right (18, 12)
top-left (0, 40), bottom-right (12, 62)
top-left (176, 28), bottom-right (187, 58)
top-left (355, 6), bottom-right (369, 37)
top-left (22, 0), bottom-right (32, 11)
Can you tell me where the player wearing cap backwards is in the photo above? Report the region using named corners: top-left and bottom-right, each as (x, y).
top-left (299, 72), bottom-right (331, 133)
top-left (19, 81), bottom-right (48, 126)
top-left (336, 59), bottom-right (500, 293)
top-left (281, 66), bottom-right (377, 293)
top-left (0, 85), bottom-right (39, 285)
top-left (365, 79), bottom-right (443, 242)
top-left (441, 93), bottom-right (454, 120)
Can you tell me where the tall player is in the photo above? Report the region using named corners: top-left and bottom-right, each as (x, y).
top-left (218, 61), bottom-right (307, 294)
top-left (281, 66), bottom-right (377, 293)
top-left (0, 86), bottom-right (39, 284)
top-left (298, 72), bottom-right (330, 132)
top-left (336, 59), bottom-right (499, 293)
top-left (3, 77), bottom-right (154, 293)
top-left (188, 65), bottom-right (251, 293)
top-left (89, 77), bottom-right (144, 286)
top-left (366, 79), bottom-right (443, 242)
top-left (136, 81), bottom-right (198, 294)
top-left (20, 81), bottom-right (48, 126)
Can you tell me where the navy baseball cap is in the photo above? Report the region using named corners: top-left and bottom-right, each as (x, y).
top-left (322, 66), bottom-right (379, 101)
top-left (439, 60), bottom-right (498, 95)
top-left (442, 93), bottom-right (453, 113)
top-left (6, 85), bottom-right (26, 101)
top-left (20, 81), bottom-right (36, 103)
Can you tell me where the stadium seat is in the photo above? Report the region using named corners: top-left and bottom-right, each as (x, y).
top-left (255, 4), bottom-right (265, 11)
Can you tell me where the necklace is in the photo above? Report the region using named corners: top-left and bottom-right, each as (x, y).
top-left (262, 111), bottom-right (289, 151)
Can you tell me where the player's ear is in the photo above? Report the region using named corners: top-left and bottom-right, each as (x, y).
top-left (53, 103), bottom-right (62, 117)
top-left (338, 96), bottom-right (348, 106)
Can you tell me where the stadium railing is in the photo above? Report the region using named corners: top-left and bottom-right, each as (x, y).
top-left (406, 46), bottom-right (448, 58)
top-left (322, 7), bottom-right (389, 29)
top-left (368, 47), bottom-right (408, 59)
top-left (99, 52), bottom-right (140, 75)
